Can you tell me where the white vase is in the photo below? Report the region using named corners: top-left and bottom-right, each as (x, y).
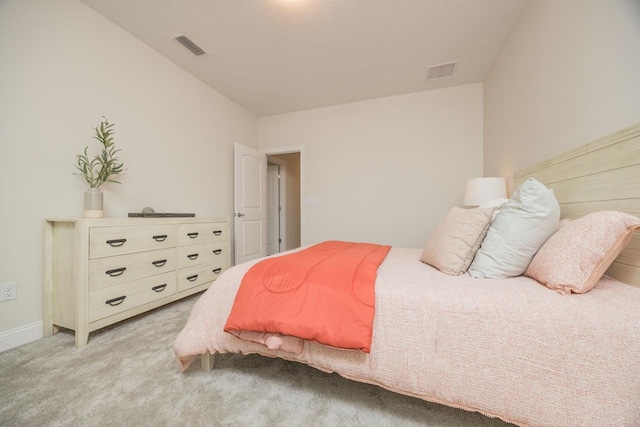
top-left (84, 188), bottom-right (104, 218)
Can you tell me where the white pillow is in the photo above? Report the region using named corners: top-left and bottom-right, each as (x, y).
top-left (479, 198), bottom-right (509, 221)
top-left (468, 178), bottom-right (560, 279)
top-left (479, 198), bottom-right (509, 210)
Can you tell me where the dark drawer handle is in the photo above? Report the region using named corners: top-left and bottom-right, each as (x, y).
top-left (213, 230), bottom-right (222, 236)
top-left (105, 267), bottom-right (126, 277)
top-left (187, 274), bottom-right (198, 282)
top-left (213, 268), bottom-right (222, 274)
top-left (152, 234), bottom-right (168, 242)
top-left (187, 232), bottom-right (199, 239)
top-left (187, 253), bottom-right (199, 260)
top-left (152, 259), bottom-right (167, 267)
top-left (106, 296), bottom-right (126, 306)
top-left (106, 239), bottom-right (127, 247)
top-left (152, 284), bottom-right (167, 293)
top-left (212, 249), bottom-right (222, 255)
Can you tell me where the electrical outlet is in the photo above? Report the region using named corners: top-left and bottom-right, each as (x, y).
top-left (1, 282), bottom-right (17, 302)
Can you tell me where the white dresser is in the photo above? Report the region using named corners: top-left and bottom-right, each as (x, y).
top-left (43, 217), bottom-right (230, 348)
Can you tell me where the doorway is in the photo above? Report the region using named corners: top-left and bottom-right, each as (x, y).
top-left (266, 151), bottom-right (301, 254)
top-left (266, 160), bottom-right (282, 255)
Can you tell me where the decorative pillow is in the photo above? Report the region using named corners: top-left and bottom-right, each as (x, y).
top-left (468, 178), bottom-right (560, 279)
top-left (420, 206), bottom-right (495, 275)
top-left (525, 211), bottom-right (640, 294)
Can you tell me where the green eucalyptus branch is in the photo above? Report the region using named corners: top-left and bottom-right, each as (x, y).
top-left (73, 117), bottom-right (125, 188)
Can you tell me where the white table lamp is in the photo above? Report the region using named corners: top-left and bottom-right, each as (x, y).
top-left (463, 177), bottom-right (507, 207)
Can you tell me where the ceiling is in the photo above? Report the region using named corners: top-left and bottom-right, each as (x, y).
top-left (80, 0), bottom-right (528, 117)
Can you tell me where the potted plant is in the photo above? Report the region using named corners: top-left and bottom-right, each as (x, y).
top-left (74, 117), bottom-right (124, 217)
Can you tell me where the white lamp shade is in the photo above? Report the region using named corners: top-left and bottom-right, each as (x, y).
top-left (463, 177), bottom-right (507, 207)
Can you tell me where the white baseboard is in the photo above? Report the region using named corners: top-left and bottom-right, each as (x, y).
top-left (0, 321), bottom-right (43, 352)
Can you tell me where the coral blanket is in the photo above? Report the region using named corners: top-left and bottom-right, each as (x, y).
top-left (224, 241), bottom-right (391, 352)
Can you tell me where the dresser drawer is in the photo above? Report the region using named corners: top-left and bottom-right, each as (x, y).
top-left (177, 260), bottom-right (228, 292)
top-left (177, 222), bottom-right (229, 246)
top-left (88, 272), bottom-right (176, 322)
top-left (89, 248), bottom-right (176, 290)
top-left (90, 225), bottom-right (176, 259)
top-left (177, 242), bottom-right (228, 269)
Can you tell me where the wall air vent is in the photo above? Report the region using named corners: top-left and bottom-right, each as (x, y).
top-left (173, 34), bottom-right (207, 56)
top-left (426, 61), bottom-right (457, 81)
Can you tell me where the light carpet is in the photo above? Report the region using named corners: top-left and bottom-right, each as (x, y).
top-left (0, 294), bottom-right (513, 426)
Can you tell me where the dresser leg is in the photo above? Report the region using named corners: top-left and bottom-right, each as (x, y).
top-left (75, 331), bottom-right (89, 348)
top-left (43, 321), bottom-right (60, 337)
top-left (201, 352), bottom-right (215, 371)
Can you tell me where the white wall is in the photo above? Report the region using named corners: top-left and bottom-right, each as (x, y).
top-left (484, 0), bottom-right (640, 181)
top-left (259, 84), bottom-right (484, 248)
top-left (0, 0), bottom-right (257, 341)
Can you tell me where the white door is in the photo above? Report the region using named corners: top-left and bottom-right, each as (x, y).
top-left (267, 164), bottom-right (280, 255)
top-left (234, 143), bottom-right (267, 264)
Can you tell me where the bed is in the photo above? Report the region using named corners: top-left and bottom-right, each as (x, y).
top-left (174, 122), bottom-right (640, 427)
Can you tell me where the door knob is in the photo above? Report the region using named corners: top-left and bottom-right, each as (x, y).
top-left (236, 212), bottom-right (245, 217)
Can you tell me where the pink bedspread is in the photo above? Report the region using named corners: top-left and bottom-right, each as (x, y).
top-left (174, 247), bottom-right (640, 427)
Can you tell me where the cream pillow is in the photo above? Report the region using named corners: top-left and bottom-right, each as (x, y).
top-left (468, 178), bottom-right (560, 279)
top-left (420, 206), bottom-right (495, 275)
top-left (526, 211), bottom-right (640, 294)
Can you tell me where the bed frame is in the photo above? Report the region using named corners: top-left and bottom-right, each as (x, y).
top-left (515, 121), bottom-right (640, 289)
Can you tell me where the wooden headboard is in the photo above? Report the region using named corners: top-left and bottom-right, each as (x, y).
top-left (514, 122), bottom-right (640, 289)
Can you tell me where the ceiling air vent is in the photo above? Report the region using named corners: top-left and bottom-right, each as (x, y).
top-left (173, 34), bottom-right (207, 56)
top-left (427, 61), bottom-right (457, 81)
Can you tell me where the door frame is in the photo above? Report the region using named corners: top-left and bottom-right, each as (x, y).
top-left (263, 146), bottom-right (305, 247)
